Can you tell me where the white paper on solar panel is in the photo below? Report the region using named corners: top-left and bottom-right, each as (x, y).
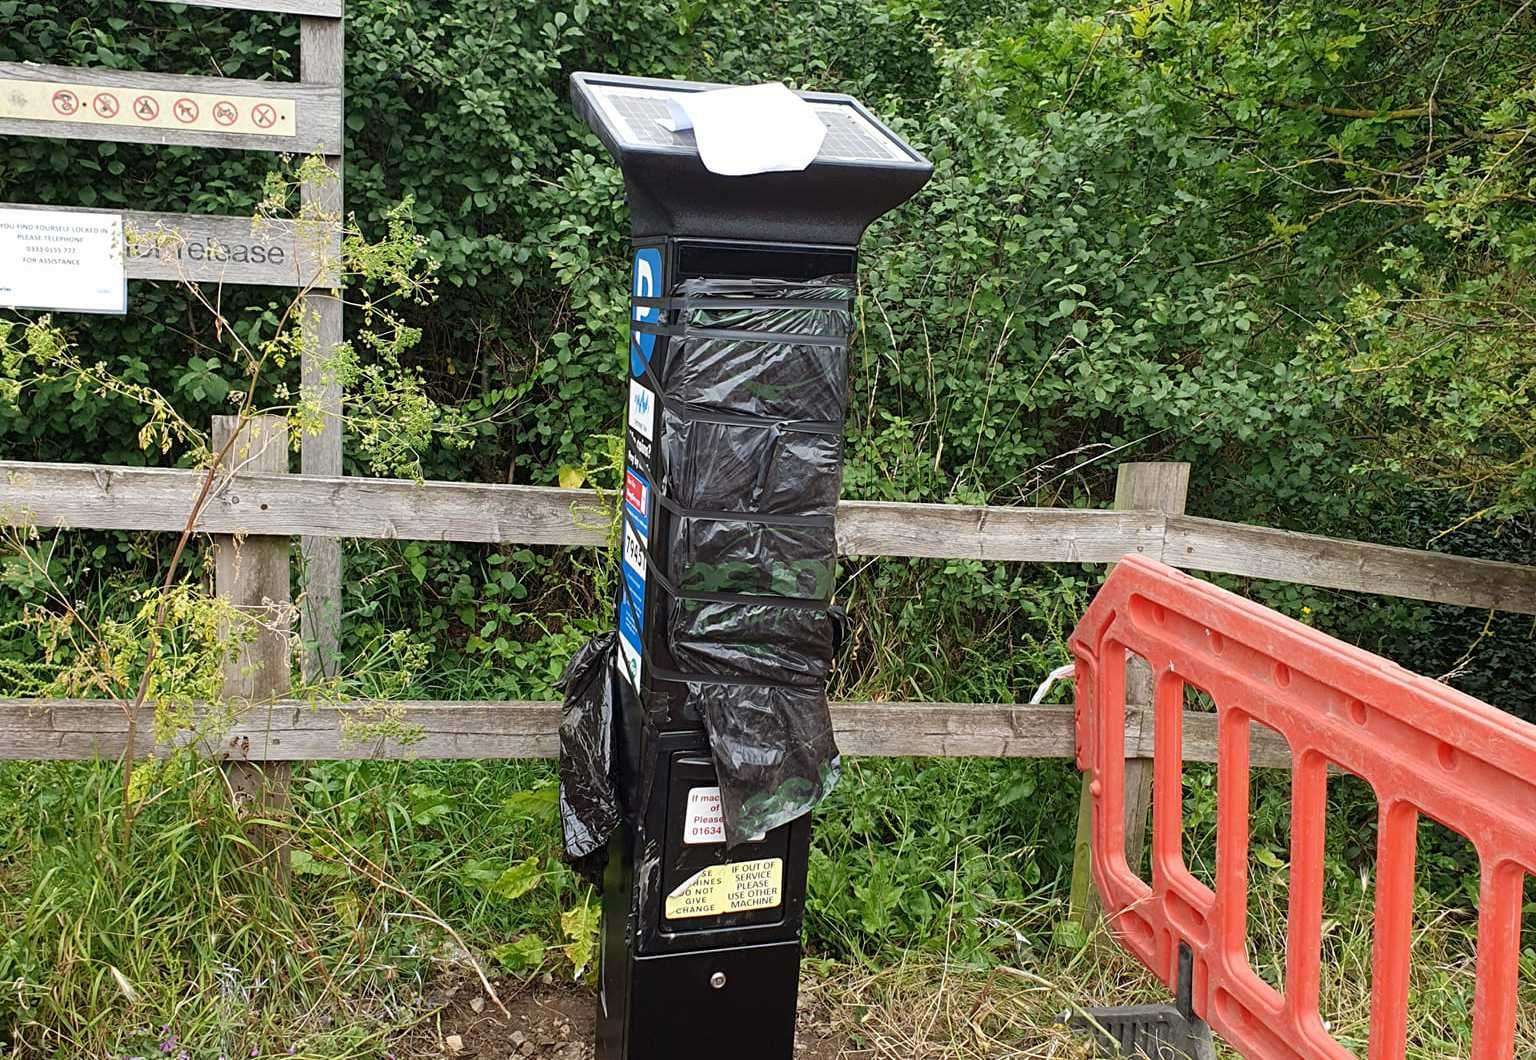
top-left (589, 84), bottom-right (907, 163)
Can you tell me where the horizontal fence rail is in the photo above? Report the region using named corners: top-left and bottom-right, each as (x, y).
top-left (0, 699), bottom-right (1291, 767)
top-left (3, 460), bottom-right (1534, 613)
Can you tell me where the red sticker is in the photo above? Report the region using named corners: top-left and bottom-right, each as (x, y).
top-left (624, 470), bottom-right (648, 512)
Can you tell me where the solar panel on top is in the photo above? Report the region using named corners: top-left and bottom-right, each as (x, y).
top-left (592, 86), bottom-right (906, 163)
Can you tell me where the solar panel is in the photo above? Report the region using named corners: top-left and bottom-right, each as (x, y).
top-left (589, 85), bottom-right (909, 164)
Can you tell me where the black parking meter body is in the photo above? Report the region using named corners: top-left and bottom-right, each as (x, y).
top-left (569, 72), bottom-right (930, 1060)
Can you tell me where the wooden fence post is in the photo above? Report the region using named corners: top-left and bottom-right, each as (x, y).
top-left (298, 7), bottom-right (345, 682)
top-left (212, 415), bottom-right (293, 866)
top-left (1068, 461), bottom-right (1190, 934)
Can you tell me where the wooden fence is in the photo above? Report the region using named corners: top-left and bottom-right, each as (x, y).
top-left (4, 419), bottom-right (1536, 907)
top-left (4, 429), bottom-right (1534, 758)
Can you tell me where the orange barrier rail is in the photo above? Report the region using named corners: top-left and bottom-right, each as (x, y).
top-left (1071, 556), bottom-right (1536, 1060)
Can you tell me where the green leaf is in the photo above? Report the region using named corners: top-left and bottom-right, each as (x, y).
top-left (291, 849), bottom-right (345, 878)
top-left (489, 856), bottom-right (543, 901)
top-left (561, 899), bottom-right (601, 978)
top-left (492, 934), bottom-right (546, 973)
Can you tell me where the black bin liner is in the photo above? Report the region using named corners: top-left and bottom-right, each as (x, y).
top-left (666, 598), bottom-right (838, 685)
top-left (557, 632), bottom-right (622, 880)
top-left (663, 336), bottom-right (849, 422)
top-left (659, 278), bottom-right (854, 423)
top-left (659, 413), bottom-right (842, 516)
top-left (683, 679), bottom-right (842, 843)
top-left (667, 516), bottom-right (836, 598)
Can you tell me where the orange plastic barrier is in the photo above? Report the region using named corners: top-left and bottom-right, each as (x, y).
top-left (1071, 556), bottom-right (1536, 1060)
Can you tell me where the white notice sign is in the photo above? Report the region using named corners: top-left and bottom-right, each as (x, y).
top-left (683, 786), bottom-right (725, 845)
top-left (0, 208), bottom-right (127, 314)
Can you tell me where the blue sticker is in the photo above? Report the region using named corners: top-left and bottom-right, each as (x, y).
top-left (629, 247), bottom-right (662, 377)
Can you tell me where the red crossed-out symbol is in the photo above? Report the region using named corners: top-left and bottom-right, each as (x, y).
top-left (92, 92), bottom-right (119, 119)
top-left (51, 89), bottom-right (79, 116)
top-left (133, 95), bottom-right (159, 121)
top-left (251, 103), bottom-right (278, 129)
top-left (172, 97), bottom-right (199, 124)
top-left (212, 100), bottom-right (239, 126)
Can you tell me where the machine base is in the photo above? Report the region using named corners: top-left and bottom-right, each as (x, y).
top-left (597, 940), bottom-right (802, 1060)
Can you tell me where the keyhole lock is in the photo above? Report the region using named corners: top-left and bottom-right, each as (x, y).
top-left (709, 972), bottom-right (727, 990)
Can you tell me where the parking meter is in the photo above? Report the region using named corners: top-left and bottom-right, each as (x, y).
top-left (568, 72), bottom-right (931, 1060)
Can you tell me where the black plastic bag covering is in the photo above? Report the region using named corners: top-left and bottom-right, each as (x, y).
top-left (662, 337), bottom-right (848, 422)
top-left (685, 679), bottom-right (841, 843)
top-left (651, 276), bottom-right (854, 845)
top-left (557, 631), bottom-right (622, 880)
top-left (666, 598), bottom-right (838, 685)
top-left (659, 413), bottom-right (842, 515)
top-left (668, 517), bottom-right (836, 598)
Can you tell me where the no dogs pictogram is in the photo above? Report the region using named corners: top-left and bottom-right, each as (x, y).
top-left (212, 100), bottom-right (239, 126)
top-left (252, 103), bottom-right (278, 129)
top-left (92, 92), bottom-right (120, 119)
top-left (173, 97), bottom-right (199, 124)
top-left (133, 95), bottom-right (159, 121)
top-left (51, 89), bottom-right (79, 116)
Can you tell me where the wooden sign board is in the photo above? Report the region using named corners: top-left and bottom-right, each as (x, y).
top-left (4, 203), bottom-right (336, 288)
top-left (0, 62), bottom-right (341, 154)
top-left (145, 0), bottom-right (343, 14)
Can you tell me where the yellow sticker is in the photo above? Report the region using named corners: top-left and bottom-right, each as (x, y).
top-left (665, 857), bottom-right (783, 920)
top-left (0, 79), bottom-right (295, 137)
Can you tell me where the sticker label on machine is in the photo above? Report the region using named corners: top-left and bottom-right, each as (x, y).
top-left (628, 379), bottom-right (655, 442)
top-left (665, 858), bottom-right (783, 920)
top-left (623, 466), bottom-right (651, 544)
top-left (617, 522), bottom-right (647, 691)
top-left (683, 786), bottom-right (725, 845)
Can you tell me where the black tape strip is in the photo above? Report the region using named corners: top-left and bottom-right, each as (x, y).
top-left (633, 321), bottom-right (849, 347)
top-left (678, 277), bottom-right (854, 296)
top-left (635, 365), bottom-right (845, 435)
top-left (631, 296), bottom-right (852, 313)
top-left (646, 562), bottom-right (832, 611)
top-left (654, 492), bottom-right (834, 528)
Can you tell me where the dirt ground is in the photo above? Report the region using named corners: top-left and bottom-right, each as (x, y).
top-left (398, 963), bottom-right (1112, 1060)
top-left (400, 977), bottom-right (864, 1060)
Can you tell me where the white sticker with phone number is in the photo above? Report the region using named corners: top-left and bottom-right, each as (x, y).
top-left (683, 786), bottom-right (725, 845)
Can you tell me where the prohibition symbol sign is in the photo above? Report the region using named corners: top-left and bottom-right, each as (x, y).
top-left (173, 97), bottom-right (199, 124)
top-left (92, 92), bottom-right (120, 119)
top-left (251, 103), bottom-right (278, 129)
top-left (134, 95), bottom-right (159, 121)
top-left (212, 100), bottom-right (239, 126)
top-left (51, 89), bottom-right (79, 116)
